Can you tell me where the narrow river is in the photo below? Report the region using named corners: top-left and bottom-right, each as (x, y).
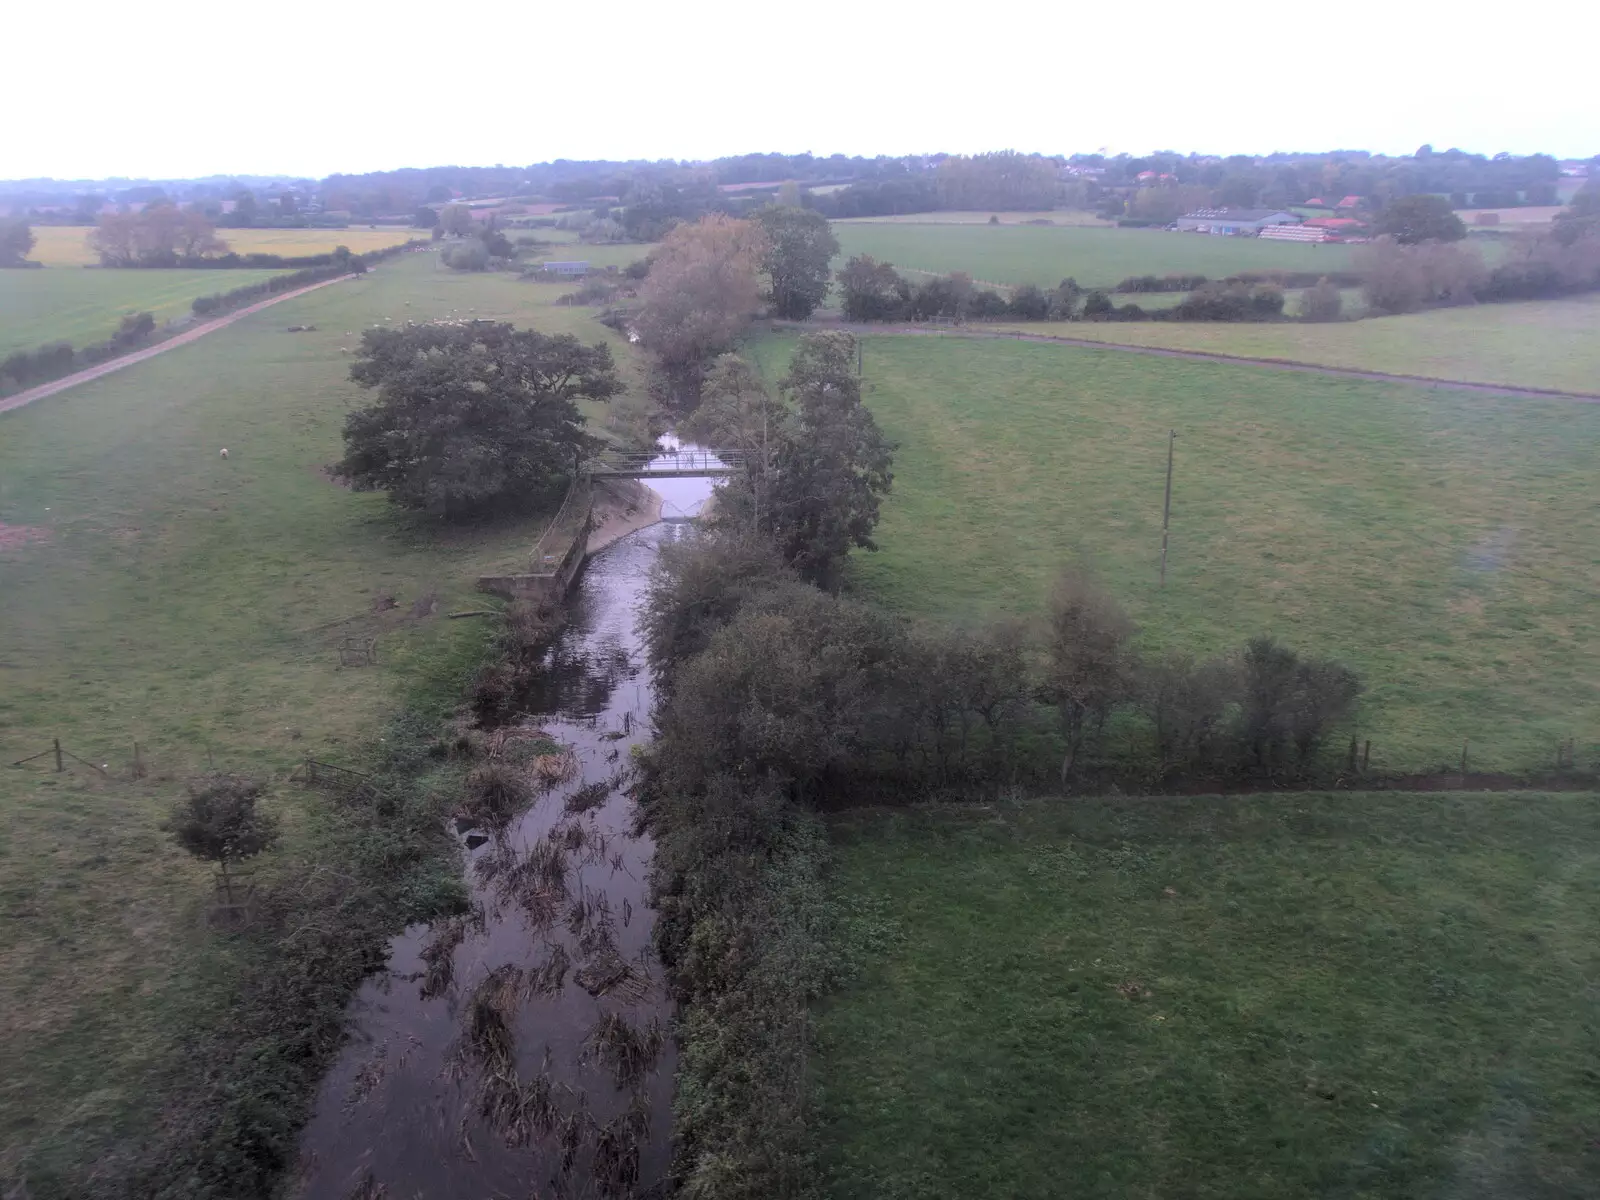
top-left (295, 453), bottom-right (720, 1199)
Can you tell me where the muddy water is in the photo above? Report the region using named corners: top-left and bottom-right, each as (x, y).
top-left (295, 460), bottom-right (719, 1200)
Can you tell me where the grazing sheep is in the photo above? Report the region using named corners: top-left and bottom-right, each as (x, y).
top-left (220, 448), bottom-right (229, 459)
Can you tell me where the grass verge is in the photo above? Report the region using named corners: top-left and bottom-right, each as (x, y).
top-left (818, 793), bottom-right (1600, 1200)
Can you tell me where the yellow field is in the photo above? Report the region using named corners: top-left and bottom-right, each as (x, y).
top-left (27, 225), bottom-right (421, 267)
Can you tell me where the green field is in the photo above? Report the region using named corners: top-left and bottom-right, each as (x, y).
top-left (819, 794), bottom-right (1600, 1199)
top-left (0, 251), bottom-right (644, 1185)
top-left (750, 333), bottom-right (1600, 772)
top-left (831, 222), bottom-right (1357, 289)
top-left (0, 268), bottom-right (290, 357)
top-left (992, 292), bottom-right (1600, 395)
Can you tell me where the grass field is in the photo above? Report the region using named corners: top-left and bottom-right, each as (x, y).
top-left (990, 292), bottom-right (1600, 395)
top-left (831, 222), bottom-right (1357, 289)
top-left (26, 225), bottom-right (423, 268)
top-left (818, 794), bottom-right (1600, 1199)
top-left (836, 210), bottom-right (1114, 227)
top-left (0, 267), bottom-right (289, 357)
top-left (749, 333), bottom-right (1600, 771)
top-left (0, 250), bottom-right (645, 1184)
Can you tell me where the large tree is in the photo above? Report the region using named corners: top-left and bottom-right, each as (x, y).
top-left (635, 214), bottom-right (765, 403)
top-left (337, 322), bottom-right (620, 519)
top-left (89, 205), bottom-right (227, 266)
top-left (759, 332), bottom-right (894, 587)
top-left (1372, 194), bottom-right (1467, 244)
top-left (438, 203), bottom-right (474, 237)
top-left (836, 254), bottom-right (910, 321)
top-left (753, 205), bottom-right (839, 320)
top-left (0, 218), bottom-right (35, 266)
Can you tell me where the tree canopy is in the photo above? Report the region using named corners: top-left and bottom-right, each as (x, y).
top-left (754, 205), bottom-right (839, 320)
top-left (636, 214), bottom-right (765, 404)
top-left (0, 219), bottom-right (35, 266)
top-left (89, 205), bottom-right (228, 266)
top-left (337, 321), bottom-right (620, 519)
top-left (1372, 194), bottom-right (1467, 244)
top-left (715, 333), bottom-right (894, 588)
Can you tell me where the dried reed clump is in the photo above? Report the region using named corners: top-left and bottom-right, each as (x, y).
top-left (557, 1103), bottom-right (590, 1175)
top-left (591, 1094), bottom-right (650, 1197)
top-left (564, 780), bottom-right (611, 816)
top-left (583, 1011), bottom-right (666, 1088)
top-left (418, 912), bottom-right (471, 998)
top-left (459, 762), bottom-right (534, 830)
top-left (460, 964), bottom-right (524, 1072)
top-left (469, 660), bottom-right (521, 723)
top-left (533, 750), bottom-right (579, 789)
top-left (524, 943), bottom-right (572, 998)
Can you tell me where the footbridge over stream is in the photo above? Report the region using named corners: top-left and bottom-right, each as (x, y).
top-left (587, 448), bottom-right (748, 478)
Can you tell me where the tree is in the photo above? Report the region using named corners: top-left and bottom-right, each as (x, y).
top-left (635, 214), bottom-right (765, 404)
top-left (167, 774), bottom-right (279, 905)
top-left (0, 219), bottom-right (35, 266)
top-left (413, 206), bottom-right (440, 230)
top-left (1129, 184), bottom-right (1210, 223)
top-left (438, 203), bottom-right (474, 237)
top-left (232, 190), bottom-right (258, 227)
top-left (441, 240), bottom-right (489, 271)
top-left (1553, 182), bottom-right (1600, 246)
top-left (1297, 276), bottom-right (1343, 321)
top-left (336, 321), bottom-right (620, 519)
top-left (685, 354), bottom-right (788, 534)
top-left (1372, 194), bottom-right (1467, 244)
top-left (1042, 565), bottom-right (1135, 785)
top-left (836, 254), bottom-right (910, 321)
top-left (88, 205), bottom-right (225, 265)
top-left (1356, 237), bottom-right (1485, 313)
top-left (753, 205), bottom-right (839, 320)
top-left (750, 332), bottom-right (894, 587)
top-left (176, 210), bottom-right (228, 258)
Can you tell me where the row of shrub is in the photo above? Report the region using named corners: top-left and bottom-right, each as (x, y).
top-left (1115, 269), bottom-right (1362, 293)
top-left (0, 311), bottom-right (158, 393)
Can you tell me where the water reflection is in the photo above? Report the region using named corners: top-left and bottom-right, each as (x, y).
top-left (295, 459), bottom-right (718, 1200)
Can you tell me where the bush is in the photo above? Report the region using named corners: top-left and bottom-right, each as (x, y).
top-left (441, 239), bottom-right (490, 271)
top-left (836, 254), bottom-right (911, 322)
top-left (1297, 277), bottom-right (1343, 321)
top-left (1007, 283), bottom-right (1050, 320)
top-left (1167, 281), bottom-right (1286, 321)
top-left (167, 774), bottom-right (279, 865)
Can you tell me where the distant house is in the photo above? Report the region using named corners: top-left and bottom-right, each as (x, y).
top-left (1175, 208), bottom-right (1301, 235)
top-left (1305, 196), bottom-right (1328, 207)
top-left (540, 261), bottom-right (590, 276)
top-left (1335, 195), bottom-right (1362, 210)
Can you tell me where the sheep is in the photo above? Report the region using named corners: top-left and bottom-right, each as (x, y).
top-left (220, 448), bottom-right (229, 459)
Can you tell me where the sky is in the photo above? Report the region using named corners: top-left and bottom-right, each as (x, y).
top-left (3, 0), bottom-right (1592, 181)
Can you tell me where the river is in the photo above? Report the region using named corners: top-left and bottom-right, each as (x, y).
top-left (294, 452), bottom-right (720, 1199)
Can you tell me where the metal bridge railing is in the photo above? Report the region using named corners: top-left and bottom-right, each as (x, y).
top-left (587, 449), bottom-right (749, 475)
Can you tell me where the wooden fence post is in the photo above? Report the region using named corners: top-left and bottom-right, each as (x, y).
top-left (1362, 740), bottom-right (1371, 772)
top-left (53, 738), bottom-right (63, 773)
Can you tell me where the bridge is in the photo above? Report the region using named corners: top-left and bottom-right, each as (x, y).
top-left (586, 449), bottom-right (749, 478)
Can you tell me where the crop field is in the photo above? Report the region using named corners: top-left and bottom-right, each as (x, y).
top-left (831, 222), bottom-right (1357, 290)
top-left (991, 291), bottom-right (1600, 395)
top-left (0, 250), bottom-right (645, 1184)
top-left (0, 267), bottom-right (289, 357)
top-left (26, 224), bottom-right (422, 267)
top-left (750, 333), bottom-right (1600, 771)
top-left (818, 793), bottom-right (1600, 1199)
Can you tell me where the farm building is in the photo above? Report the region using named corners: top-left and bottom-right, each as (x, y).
top-left (1259, 224), bottom-right (1329, 242)
top-left (1175, 208), bottom-right (1301, 235)
top-left (539, 261), bottom-right (590, 276)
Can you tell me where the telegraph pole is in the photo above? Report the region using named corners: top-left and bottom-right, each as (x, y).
top-left (1159, 430), bottom-right (1176, 588)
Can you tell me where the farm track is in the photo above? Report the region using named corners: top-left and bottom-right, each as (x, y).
top-left (801, 319), bottom-right (1600, 403)
top-left (0, 274), bottom-right (357, 416)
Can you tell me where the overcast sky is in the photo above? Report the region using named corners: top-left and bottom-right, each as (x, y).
top-left (3, 0), bottom-right (1590, 181)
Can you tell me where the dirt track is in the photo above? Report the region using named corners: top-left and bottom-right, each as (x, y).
top-left (0, 274), bottom-right (356, 416)
top-left (804, 320), bottom-right (1600, 403)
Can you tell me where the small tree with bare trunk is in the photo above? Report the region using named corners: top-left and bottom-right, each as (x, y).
top-left (168, 774), bottom-right (279, 907)
top-left (1042, 565), bottom-right (1135, 786)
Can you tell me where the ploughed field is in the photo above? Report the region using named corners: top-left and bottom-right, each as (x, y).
top-left (750, 332), bottom-right (1600, 773)
top-left (818, 794), bottom-right (1600, 1199)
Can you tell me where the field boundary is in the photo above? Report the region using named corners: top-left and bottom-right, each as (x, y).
top-left (0, 274), bottom-right (357, 416)
top-left (798, 319), bottom-right (1600, 403)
